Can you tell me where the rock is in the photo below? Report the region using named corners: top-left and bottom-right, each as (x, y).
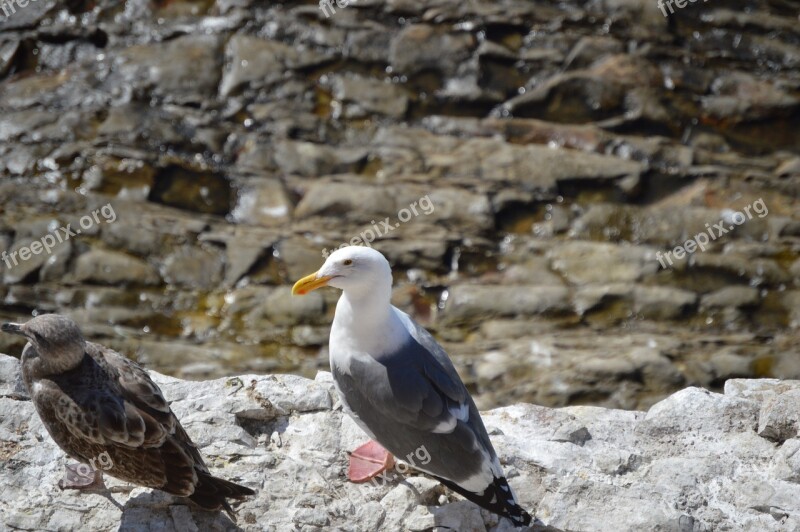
top-left (0, 0), bottom-right (55, 31)
top-left (502, 256), bottom-right (565, 286)
top-left (725, 379), bottom-right (800, 443)
top-left (692, 254), bottom-right (790, 287)
top-left (587, 54), bottom-right (663, 89)
top-left (0, 40), bottom-right (17, 78)
top-left (757, 390), bottom-right (800, 443)
top-left (231, 179), bottom-right (293, 227)
top-left (275, 237), bottom-right (328, 281)
top-left (0, 110), bottom-right (58, 142)
top-left (389, 25), bottom-right (476, 78)
top-left (708, 349), bottom-right (753, 382)
top-left (564, 36), bottom-right (624, 68)
top-left (100, 204), bottom-right (166, 256)
top-left (701, 286), bottom-right (760, 309)
top-left (570, 203), bottom-right (773, 248)
top-left (572, 283), bottom-right (632, 316)
top-left (344, 28), bottom-right (393, 63)
top-left (702, 72), bottom-right (798, 121)
top-left (0, 353), bottom-right (23, 396)
top-left (149, 166), bottom-right (233, 216)
top-left (331, 75), bottom-right (409, 118)
top-left (601, 0), bottom-right (667, 33)
top-left (380, 477), bottom-right (439, 526)
top-left (783, 291), bottom-right (800, 329)
top-left (294, 181), bottom-right (395, 220)
top-left (2, 354), bottom-right (800, 531)
top-left (39, 239), bottom-right (73, 282)
top-left (74, 249), bottom-right (160, 286)
top-left (641, 387), bottom-right (758, 433)
top-left (273, 141), bottom-right (368, 177)
top-left (772, 438), bottom-right (800, 483)
top-left (249, 287), bottom-right (327, 327)
top-left (2, 237), bottom-right (51, 284)
top-left (115, 35), bottom-right (224, 101)
top-left (502, 71), bottom-right (628, 123)
top-left (212, 229), bottom-right (276, 287)
top-left (443, 285), bottom-right (571, 322)
top-left (374, 127), bottom-right (644, 191)
top-left (417, 187), bottom-right (493, 233)
top-left (431, 500), bottom-right (486, 531)
top-left (159, 246), bottom-right (224, 290)
top-left (548, 242), bottom-right (659, 285)
top-left (0, 0), bottom-right (798, 471)
top-left (220, 35), bottom-right (328, 97)
top-left (633, 286), bottom-right (697, 320)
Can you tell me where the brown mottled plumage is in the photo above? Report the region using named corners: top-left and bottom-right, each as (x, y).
top-left (1, 315), bottom-right (255, 520)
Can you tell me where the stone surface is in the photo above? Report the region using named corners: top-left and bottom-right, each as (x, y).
top-left (73, 249), bottom-right (161, 286)
top-left (0, 0), bottom-right (798, 419)
top-left (2, 354), bottom-right (800, 531)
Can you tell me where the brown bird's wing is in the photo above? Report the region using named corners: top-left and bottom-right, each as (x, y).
top-left (45, 344), bottom-right (200, 494)
top-left (60, 344), bottom-right (177, 449)
top-left (94, 345), bottom-right (255, 517)
top-left (44, 343), bottom-right (253, 515)
top-left (108, 349), bottom-right (213, 474)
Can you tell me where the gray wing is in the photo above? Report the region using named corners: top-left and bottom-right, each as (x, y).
top-left (333, 310), bottom-right (501, 491)
top-left (397, 310), bottom-right (498, 451)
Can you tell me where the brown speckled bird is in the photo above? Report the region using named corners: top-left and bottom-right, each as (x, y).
top-left (1, 314), bottom-right (254, 520)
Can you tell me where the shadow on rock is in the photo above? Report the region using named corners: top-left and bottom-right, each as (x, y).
top-left (119, 490), bottom-right (242, 532)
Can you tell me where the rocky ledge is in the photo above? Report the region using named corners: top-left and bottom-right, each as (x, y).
top-left (1, 353), bottom-right (799, 532)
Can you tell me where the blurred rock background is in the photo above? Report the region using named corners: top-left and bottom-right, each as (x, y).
top-left (0, 0), bottom-right (798, 411)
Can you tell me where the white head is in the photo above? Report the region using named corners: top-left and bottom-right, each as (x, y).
top-left (292, 246), bottom-right (393, 300)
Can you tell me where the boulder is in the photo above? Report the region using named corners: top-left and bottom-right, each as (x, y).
top-left (2, 354), bottom-right (800, 531)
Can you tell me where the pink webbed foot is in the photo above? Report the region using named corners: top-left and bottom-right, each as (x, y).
top-left (58, 463), bottom-right (107, 491)
top-left (347, 440), bottom-right (395, 483)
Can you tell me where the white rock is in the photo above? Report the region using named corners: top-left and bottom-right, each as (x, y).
top-left (2, 354), bottom-right (800, 531)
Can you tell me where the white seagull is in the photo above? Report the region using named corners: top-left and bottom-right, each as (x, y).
top-left (292, 246), bottom-right (532, 527)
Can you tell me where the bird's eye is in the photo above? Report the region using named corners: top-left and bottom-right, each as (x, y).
top-left (343, 259), bottom-right (353, 266)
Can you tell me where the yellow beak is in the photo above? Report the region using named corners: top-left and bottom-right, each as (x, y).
top-left (292, 272), bottom-right (334, 296)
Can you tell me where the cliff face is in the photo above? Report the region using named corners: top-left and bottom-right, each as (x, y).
top-left (0, 0), bottom-right (799, 414)
top-left (2, 353), bottom-right (799, 532)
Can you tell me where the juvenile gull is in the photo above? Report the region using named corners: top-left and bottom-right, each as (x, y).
top-left (1, 314), bottom-right (255, 520)
top-left (293, 246), bottom-right (532, 527)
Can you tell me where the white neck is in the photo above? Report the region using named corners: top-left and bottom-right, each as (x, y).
top-left (331, 286), bottom-right (407, 358)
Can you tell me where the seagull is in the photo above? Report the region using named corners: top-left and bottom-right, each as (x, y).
top-left (292, 246), bottom-right (532, 527)
top-left (1, 314), bottom-right (255, 520)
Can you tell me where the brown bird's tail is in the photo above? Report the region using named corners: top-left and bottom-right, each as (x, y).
top-left (190, 472), bottom-right (255, 522)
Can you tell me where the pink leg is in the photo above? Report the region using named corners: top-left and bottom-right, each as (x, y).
top-left (348, 440), bottom-right (395, 483)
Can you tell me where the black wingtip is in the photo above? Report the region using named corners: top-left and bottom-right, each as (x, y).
top-left (436, 474), bottom-right (533, 528)
top-left (510, 505), bottom-right (533, 527)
